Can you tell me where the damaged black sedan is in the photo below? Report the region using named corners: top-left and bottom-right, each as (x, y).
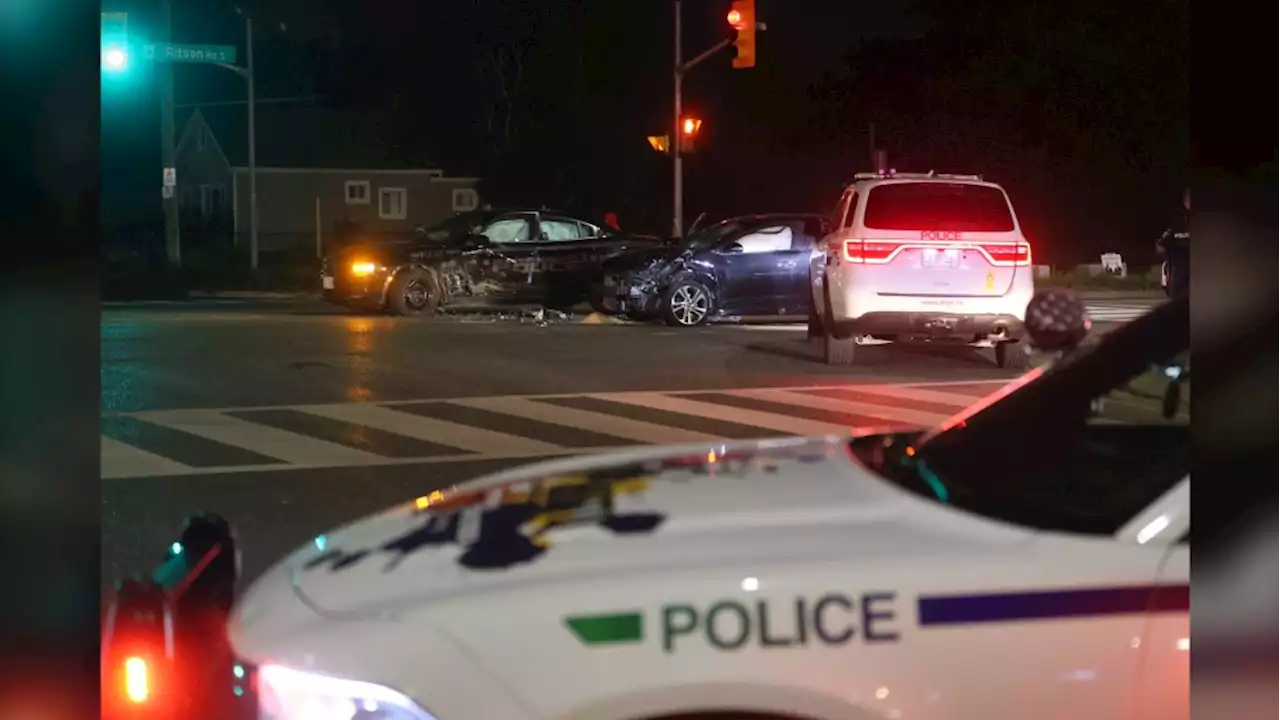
top-left (592, 214), bottom-right (829, 326)
top-left (321, 209), bottom-right (664, 315)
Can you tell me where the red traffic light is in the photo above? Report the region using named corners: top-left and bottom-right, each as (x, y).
top-left (727, 8), bottom-right (743, 29)
top-left (681, 117), bottom-right (702, 136)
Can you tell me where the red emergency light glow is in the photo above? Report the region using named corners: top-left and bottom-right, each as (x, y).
top-left (123, 656), bottom-right (150, 703)
top-left (842, 239), bottom-right (1032, 266)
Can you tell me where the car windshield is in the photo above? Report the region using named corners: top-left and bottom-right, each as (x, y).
top-left (417, 211), bottom-right (496, 243)
top-left (850, 297), bottom-right (1190, 537)
top-left (683, 219), bottom-right (747, 250)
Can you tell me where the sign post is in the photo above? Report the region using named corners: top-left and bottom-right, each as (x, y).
top-left (143, 17), bottom-right (258, 271)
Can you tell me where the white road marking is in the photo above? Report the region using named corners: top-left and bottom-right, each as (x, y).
top-left (599, 391), bottom-right (846, 436)
top-left (453, 396), bottom-right (721, 445)
top-left (297, 403), bottom-right (562, 455)
top-left (100, 437), bottom-right (193, 478)
top-left (101, 380), bottom-right (1019, 479)
top-left (132, 409), bottom-right (382, 466)
top-left (741, 388), bottom-right (950, 426)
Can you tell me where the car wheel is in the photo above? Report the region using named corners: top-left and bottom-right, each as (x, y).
top-left (661, 278), bottom-right (715, 327)
top-left (387, 268), bottom-right (440, 317)
top-left (822, 282), bottom-right (857, 365)
top-left (995, 340), bottom-right (1031, 370)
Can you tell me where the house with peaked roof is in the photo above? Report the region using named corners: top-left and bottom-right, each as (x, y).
top-left (174, 105), bottom-right (482, 253)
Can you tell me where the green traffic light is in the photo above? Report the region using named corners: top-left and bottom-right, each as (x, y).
top-left (102, 44), bottom-right (129, 73)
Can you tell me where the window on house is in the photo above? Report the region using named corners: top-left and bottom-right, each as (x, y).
top-left (452, 188), bottom-right (479, 213)
top-left (378, 187), bottom-right (407, 220)
top-left (345, 181), bottom-right (370, 205)
top-left (197, 125), bottom-right (209, 151)
top-left (199, 184), bottom-right (226, 217)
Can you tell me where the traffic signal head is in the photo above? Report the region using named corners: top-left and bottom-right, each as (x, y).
top-left (727, 0), bottom-right (755, 69)
top-left (679, 117), bottom-right (702, 153)
top-left (101, 12), bottom-right (131, 74)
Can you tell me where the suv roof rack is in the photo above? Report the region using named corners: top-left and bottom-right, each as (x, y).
top-left (852, 170), bottom-right (984, 182)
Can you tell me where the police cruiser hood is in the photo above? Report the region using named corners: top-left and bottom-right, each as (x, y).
top-left (231, 434), bottom-right (1036, 642)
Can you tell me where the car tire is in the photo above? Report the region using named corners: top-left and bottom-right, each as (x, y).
top-left (661, 277), bottom-right (715, 327)
top-left (386, 267), bottom-right (440, 317)
top-left (995, 340), bottom-right (1031, 370)
top-left (822, 282), bottom-right (857, 365)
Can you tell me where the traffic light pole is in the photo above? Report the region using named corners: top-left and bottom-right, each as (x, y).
top-left (672, 1), bottom-right (733, 238)
top-left (159, 0), bottom-right (181, 267)
top-left (672, 1), bottom-right (683, 238)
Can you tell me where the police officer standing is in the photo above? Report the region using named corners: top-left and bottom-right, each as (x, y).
top-left (1158, 187), bottom-right (1190, 300)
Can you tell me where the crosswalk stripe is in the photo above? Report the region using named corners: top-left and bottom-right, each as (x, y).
top-left (746, 388), bottom-right (950, 426)
top-left (599, 392), bottom-right (847, 437)
top-left (847, 383), bottom-right (997, 406)
top-left (101, 436), bottom-right (193, 478)
top-left (133, 409), bottom-right (382, 466)
top-left (297, 403), bottom-right (563, 456)
top-left (453, 396), bottom-right (721, 445)
top-left (102, 381), bottom-right (1024, 479)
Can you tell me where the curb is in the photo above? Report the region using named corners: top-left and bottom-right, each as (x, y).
top-left (187, 290), bottom-right (316, 300)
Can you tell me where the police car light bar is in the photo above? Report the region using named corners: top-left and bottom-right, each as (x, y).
top-left (852, 171), bottom-right (984, 181)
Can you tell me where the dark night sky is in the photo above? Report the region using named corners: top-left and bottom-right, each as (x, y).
top-left (103, 0), bottom-right (1188, 266)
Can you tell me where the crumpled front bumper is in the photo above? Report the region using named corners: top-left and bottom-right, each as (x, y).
top-left (599, 273), bottom-right (661, 315)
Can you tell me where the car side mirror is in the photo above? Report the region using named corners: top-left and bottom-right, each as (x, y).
top-left (461, 233), bottom-right (490, 249)
top-left (720, 242), bottom-right (745, 255)
top-left (1023, 289), bottom-right (1091, 353)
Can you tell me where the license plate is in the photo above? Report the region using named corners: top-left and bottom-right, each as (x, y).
top-left (322, 276), bottom-right (335, 290)
top-left (922, 248), bottom-right (960, 268)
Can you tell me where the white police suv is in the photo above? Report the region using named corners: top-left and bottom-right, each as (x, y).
top-left (229, 294), bottom-right (1189, 720)
top-left (809, 172), bottom-right (1036, 369)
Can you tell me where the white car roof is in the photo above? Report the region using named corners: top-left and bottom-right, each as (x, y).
top-left (846, 173), bottom-right (1005, 191)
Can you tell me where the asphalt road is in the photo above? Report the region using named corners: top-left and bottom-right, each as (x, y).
top-left (100, 296), bottom-right (1161, 588)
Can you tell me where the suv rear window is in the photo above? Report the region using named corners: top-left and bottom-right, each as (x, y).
top-left (863, 183), bottom-right (1015, 232)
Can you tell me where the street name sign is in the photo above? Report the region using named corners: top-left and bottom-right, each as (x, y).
top-left (144, 43), bottom-right (237, 65)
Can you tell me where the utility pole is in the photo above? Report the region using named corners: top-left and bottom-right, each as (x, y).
top-left (246, 16), bottom-right (258, 272)
top-left (672, 0), bottom-right (683, 238)
top-left (210, 14), bottom-right (259, 270)
top-left (159, 0), bottom-right (181, 266)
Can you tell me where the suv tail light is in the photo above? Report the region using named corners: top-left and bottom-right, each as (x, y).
top-left (979, 241), bottom-right (1032, 266)
top-left (842, 239), bottom-right (1032, 266)
top-left (843, 239), bottom-right (902, 264)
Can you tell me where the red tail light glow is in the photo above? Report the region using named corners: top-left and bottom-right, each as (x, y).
top-left (842, 239), bottom-right (1032, 266)
top-left (123, 656), bottom-right (150, 703)
top-left (979, 242), bottom-right (1032, 266)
